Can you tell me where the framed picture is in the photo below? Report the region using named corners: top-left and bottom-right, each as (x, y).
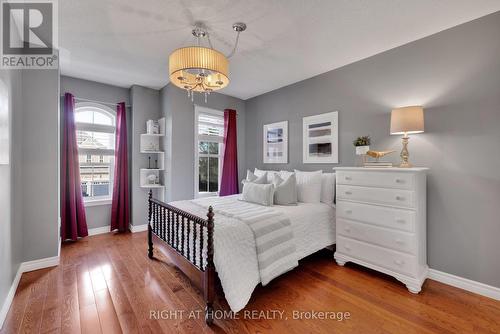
top-left (303, 111), bottom-right (338, 164)
top-left (263, 121), bottom-right (288, 164)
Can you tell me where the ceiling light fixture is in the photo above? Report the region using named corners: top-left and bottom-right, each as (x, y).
top-left (169, 22), bottom-right (246, 103)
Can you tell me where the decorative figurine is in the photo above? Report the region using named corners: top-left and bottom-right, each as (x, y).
top-left (366, 150), bottom-right (396, 162)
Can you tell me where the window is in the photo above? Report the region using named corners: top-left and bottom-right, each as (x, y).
top-left (194, 106), bottom-right (224, 197)
top-left (75, 103), bottom-right (116, 204)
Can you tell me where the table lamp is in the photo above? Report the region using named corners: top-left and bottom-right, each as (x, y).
top-left (390, 106), bottom-right (424, 168)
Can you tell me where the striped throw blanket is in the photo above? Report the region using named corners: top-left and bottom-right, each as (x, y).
top-left (192, 196), bottom-right (298, 285)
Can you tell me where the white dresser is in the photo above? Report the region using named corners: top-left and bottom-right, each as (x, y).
top-left (334, 167), bottom-right (428, 293)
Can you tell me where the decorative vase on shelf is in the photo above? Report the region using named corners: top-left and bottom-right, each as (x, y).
top-left (353, 136), bottom-right (371, 167)
top-left (147, 174), bottom-right (156, 185)
top-left (146, 120), bottom-right (160, 134)
top-left (355, 145), bottom-right (370, 155)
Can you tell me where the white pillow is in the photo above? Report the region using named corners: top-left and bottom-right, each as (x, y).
top-left (294, 170), bottom-right (323, 203)
top-left (245, 169), bottom-right (257, 182)
top-left (241, 169), bottom-right (269, 184)
top-left (254, 168), bottom-right (279, 183)
top-left (242, 170), bottom-right (268, 185)
top-left (279, 170), bottom-right (294, 180)
top-left (321, 173), bottom-right (336, 205)
top-left (240, 182), bottom-right (275, 206)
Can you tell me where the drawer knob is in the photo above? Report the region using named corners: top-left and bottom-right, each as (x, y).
top-left (396, 219), bottom-right (406, 224)
top-left (395, 178), bottom-right (405, 184)
top-left (345, 176), bottom-right (352, 181)
top-left (345, 210), bottom-right (352, 214)
top-left (345, 191), bottom-right (352, 195)
top-left (344, 227), bottom-right (351, 233)
top-left (395, 239), bottom-right (404, 244)
top-left (396, 196), bottom-right (405, 201)
top-left (344, 245), bottom-right (351, 251)
top-left (394, 259), bottom-right (405, 266)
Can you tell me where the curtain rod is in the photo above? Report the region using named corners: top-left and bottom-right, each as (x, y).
top-left (61, 95), bottom-right (131, 108)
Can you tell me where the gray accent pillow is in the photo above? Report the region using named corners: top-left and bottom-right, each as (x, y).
top-left (240, 182), bottom-right (275, 206)
top-left (272, 173), bottom-right (298, 205)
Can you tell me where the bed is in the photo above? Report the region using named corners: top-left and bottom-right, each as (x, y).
top-left (147, 191), bottom-right (336, 324)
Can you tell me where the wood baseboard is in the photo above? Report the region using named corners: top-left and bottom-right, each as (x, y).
top-left (88, 224), bottom-right (147, 235)
top-left (19, 256), bottom-right (59, 273)
top-left (0, 265), bottom-right (22, 330)
top-left (129, 223), bottom-right (148, 233)
top-left (0, 255), bottom-right (59, 329)
top-left (88, 225), bottom-right (111, 236)
top-left (428, 269), bottom-right (500, 301)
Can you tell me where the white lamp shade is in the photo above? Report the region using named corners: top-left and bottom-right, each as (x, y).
top-left (390, 106), bottom-right (424, 135)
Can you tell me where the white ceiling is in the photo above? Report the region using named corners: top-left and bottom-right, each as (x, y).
top-left (59, 0), bottom-right (500, 100)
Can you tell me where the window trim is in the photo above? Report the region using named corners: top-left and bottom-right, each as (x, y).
top-left (83, 198), bottom-right (113, 207)
top-left (194, 105), bottom-right (224, 198)
top-left (75, 102), bottom-right (116, 205)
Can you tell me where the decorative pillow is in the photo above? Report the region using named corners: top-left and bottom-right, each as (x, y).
top-left (245, 169), bottom-right (257, 182)
top-left (279, 170), bottom-right (294, 180)
top-left (294, 170), bottom-right (323, 203)
top-left (242, 170), bottom-right (268, 184)
top-left (321, 173), bottom-right (336, 205)
top-left (240, 182), bottom-right (275, 206)
top-left (272, 173), bottom-right (298, 205)
top-left (254, 168), bottom-right (279, 183)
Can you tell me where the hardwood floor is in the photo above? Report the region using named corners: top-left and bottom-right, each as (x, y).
top-left (2, 232), bottom-right (499, 334)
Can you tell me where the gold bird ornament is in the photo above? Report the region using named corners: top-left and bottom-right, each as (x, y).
top-left (366, 150), bottom-right (396, 161)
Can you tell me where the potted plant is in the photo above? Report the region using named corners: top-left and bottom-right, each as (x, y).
top-left (353, 136), bottom-right (371, 155)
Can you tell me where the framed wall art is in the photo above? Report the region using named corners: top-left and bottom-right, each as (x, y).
top-left (303, 111), bottom-right (338, 164)
top-left (263, 121), bottom-right (288, 164)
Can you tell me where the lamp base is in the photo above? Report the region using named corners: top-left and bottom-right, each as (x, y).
top-left (399, 135), bottom-right (412, 168)
top-left (399, 161), bottom-right (413, 168)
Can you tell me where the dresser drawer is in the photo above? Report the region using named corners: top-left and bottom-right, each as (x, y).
top-left (337, 219), bottom-right (416, 254)
top-left (336, 171), bottom-right (414, 190)
top-left (337, 185), bottom-right (415, 208)
top-left (337, 236), bottom-right (417, 277)
top-left (336, 201), bottom-right (415, 232)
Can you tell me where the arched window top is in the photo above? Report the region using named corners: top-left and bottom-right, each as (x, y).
top-left (75, 102), bottom-right (115, 126)
top-left (74, 102), bottom-right (116, 202)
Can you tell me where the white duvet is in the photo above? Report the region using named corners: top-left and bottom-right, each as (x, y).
top-left (170, 195), bottom-right (336, 312)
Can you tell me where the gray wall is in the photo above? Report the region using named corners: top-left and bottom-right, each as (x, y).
top-left (245, 12), bottom-right (500, 288)
top-left (0, 69), bottom-right (23, 320)
top-left (1, 68), bottom-right (59, 318)
top-left (130, 85), bottom-right (161, 227)
top-left (21, 70), bottom-right (60, 261)
top-left (60, 76), bottom-right (130, 229)
top-left (161, 85), bottom-right (246, 202)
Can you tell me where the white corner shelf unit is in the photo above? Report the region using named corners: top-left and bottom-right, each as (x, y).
top-left (140, 118), bottom-right (166, 198)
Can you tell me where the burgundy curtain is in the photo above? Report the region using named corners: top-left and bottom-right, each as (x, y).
top-left (110, 102), bottom-right (130, 232)
top-left (219, 109), bottom-right (238, 196)
top-left (61, 93), bottom-right (88, 241)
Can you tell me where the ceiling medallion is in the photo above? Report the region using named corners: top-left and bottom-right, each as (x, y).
top-left (169, 22), bottom-right (247, 103)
